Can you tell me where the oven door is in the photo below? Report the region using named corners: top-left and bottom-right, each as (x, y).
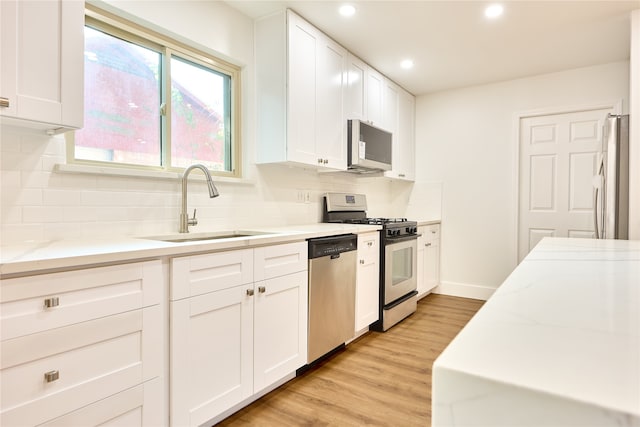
top-left (383, 237), bottom-right (418, 305)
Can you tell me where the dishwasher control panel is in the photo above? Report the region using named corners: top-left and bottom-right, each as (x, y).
top-left (308, 234), bottom-right (357, 259)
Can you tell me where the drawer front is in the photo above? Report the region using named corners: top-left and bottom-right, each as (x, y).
top-left (253, 241), bottom-right (307, 281)
top-left (1, 260), bottom-right (162, 340)
top-left (171, 249), bottom-right (253, 300)
top-left (423, 224), bottom-right (440, 244)
top-left (40, 377), bottom-right (163, 427)
top-left (0, 306), bottom-right (161, 426)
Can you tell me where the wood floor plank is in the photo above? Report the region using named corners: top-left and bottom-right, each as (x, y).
top-left (215, 293), bottom-right (484, 426)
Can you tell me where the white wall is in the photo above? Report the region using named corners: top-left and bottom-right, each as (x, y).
top-left (0, 1), bottom-right (395, 245)
top-left (414, 61), bottom-right (630, 298)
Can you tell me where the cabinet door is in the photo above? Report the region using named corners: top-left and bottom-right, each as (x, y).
top-left (424, 225), bottom-right (441, 293)
top-left (386, 87), bottom-right (416, 181)
top-left (254, 271), bottom-right (307, 393)
top-left (170, 286), bottom-right (253, 427)
top-left (382, 79), bottom-right (399, 135)
top-left (366, 68), bottom-right (384, 127)
top-left (418, 224), bottom-right (441, 296)
top-left (355, 232), bottom-right (380, 331)
top-left (316, 34), bottom-right (347, 169)
top-left (287, 12), bottom-right (318, 166)
top-left (345, 54), bottom-right (367, 121)
top-left (0, 0), bottom-right (83, 129)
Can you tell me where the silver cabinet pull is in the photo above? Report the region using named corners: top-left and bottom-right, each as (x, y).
top-left (425, 243), bottom-right (432, 247)
top-left (44, 297), bottom-right (59, 308)
top-left (0, 97), bottom-right (9, 108)
top-left (246, 289), bottom-right (254, 296)
top-left (367, 241), bottom-right (373, 247)
top-left (44, 370), bottom-right (59, 382)
top-left (258, 286), bottom-right (266, 293)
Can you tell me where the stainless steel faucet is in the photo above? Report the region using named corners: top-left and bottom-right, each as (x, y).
top-left (179, 164), bottom-right (219, 233)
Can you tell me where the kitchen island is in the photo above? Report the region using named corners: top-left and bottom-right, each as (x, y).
top-left (432, 237), bottom-right (640, 426)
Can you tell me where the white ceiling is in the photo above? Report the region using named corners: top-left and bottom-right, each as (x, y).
top-left (225, 0), bottom-right (639, 95)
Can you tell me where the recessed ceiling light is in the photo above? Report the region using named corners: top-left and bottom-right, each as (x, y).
top-left (484, 4), bottom-right (504, 19)
top-left (400, 59), bottom-right (414, 70)
top-left (339, 4), bottom-right (356, 17)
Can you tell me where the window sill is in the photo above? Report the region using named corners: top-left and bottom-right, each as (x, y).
top-left (54, 163), bottom-right (255, 185)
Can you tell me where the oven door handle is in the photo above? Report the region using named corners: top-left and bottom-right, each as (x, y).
top-left (385, 234), bottom-right (420, 244)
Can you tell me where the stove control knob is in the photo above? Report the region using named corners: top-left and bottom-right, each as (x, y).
top-left (406, 227), bottom-right (411, 233)
top-left (395, 229), bottom-right (401, 236)
top-left (387, 229), bottom-right (394, 236)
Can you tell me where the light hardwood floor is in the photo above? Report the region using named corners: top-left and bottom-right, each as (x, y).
top-left (216, 294), bottom-right (484, 426)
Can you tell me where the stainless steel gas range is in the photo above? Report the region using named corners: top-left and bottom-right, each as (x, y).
top-left (323, 193), bottom-right (419, 331)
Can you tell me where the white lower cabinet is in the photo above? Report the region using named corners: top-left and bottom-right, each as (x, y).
top-left (170, 241), bottom-right (308, 426)
top-left (417, 224), bottom-right (441, 298)
top-left (0, 261), bottom-right (163, 426)
top-left (355, 231), bottom-right (380, 332)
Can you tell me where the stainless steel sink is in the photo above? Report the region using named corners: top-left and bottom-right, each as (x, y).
top-left (142, 230), bottom-right (274, 243)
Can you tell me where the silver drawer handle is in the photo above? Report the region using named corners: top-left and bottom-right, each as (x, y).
top-left (425, 243), bottom-right (432, 247)
top-left (44, 370), bottom-right (59, 382)
top-left (258, 286), bottom-right (266, 293)
top-left (44, 297), bottom-right (60, 308)
top-left (246, 289), bottom-right (254, 296)
top-left (0, 97), bottom-right (9, 108)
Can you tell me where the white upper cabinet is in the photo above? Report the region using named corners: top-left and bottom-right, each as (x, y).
top-left (385, 85), bottom-right (416, 181)
top-left (345, 54), bottom-right (367, 121)
top-left (366, 67), bottom-right (385, 126)
top-left (0, 0), bottom-right (84, 132)
top-left (256, 10), bottom-right (347, 170)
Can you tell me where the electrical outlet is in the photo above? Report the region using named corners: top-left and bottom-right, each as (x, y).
top-left (304, 191), bottom-right (311, 204)
top-left (296, 190), bottom-right (305, 203)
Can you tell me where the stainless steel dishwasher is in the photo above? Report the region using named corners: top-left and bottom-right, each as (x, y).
top-left (307, 234), bottom-right (357, 364)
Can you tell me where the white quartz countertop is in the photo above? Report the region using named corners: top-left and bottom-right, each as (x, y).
top-left (416, 219), bottom-right (441, 226)
top-left (432, 237), bottom-right (640, 426)
top-left (0, 223), bottom-right (381, 277)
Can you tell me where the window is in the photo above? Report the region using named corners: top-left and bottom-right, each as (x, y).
top-left (69, 6), bottom-right (241, 177)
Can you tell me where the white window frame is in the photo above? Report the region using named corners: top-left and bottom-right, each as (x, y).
top-left (66, 4), bottom-right (242, 178)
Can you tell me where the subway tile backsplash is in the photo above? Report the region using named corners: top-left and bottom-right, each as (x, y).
top-left (0, 125), bottom-right (410, 245)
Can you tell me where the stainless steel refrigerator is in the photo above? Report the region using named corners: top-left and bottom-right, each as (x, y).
top-left (594, 114), bottom-right (630, 239)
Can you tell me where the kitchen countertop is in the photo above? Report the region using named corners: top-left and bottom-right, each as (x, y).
top-left (0, 223), bottom-right (381, 277)
top-left (432, 237), bottom-right (640, 426)
top-left (416, 219), bottom-right (441, 226)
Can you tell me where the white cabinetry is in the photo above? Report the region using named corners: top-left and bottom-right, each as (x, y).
top-left (385, 85), bottom-right (416, 181)
top-left (345, 54), bottom-right (367, 121)
top-left (256, 10), bottom-right (347, 170)
top-left (344, 54), bottom-right (416, 181)
top-left (170, 242), bottom-right (308, 426)
top-left (0, 0), bottom-right (83, 131)
top-left (417, 224), bottom-right (441, 298)
top-left (366, 67), bottom-right (385, 126)
top-left (0, 261), bottom-right (163, 426)
top-left (355, 231), bottom-right (380, 333)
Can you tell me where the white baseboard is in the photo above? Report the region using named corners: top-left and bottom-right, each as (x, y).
top-left (432, 281), bottom-right (496, 301)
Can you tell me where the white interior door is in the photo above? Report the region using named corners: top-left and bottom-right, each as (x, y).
top-left (518, 107), bottom-right (613, 261)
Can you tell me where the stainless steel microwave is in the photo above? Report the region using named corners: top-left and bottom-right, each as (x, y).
top-left (347, 119), bottom-right (392, 172)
